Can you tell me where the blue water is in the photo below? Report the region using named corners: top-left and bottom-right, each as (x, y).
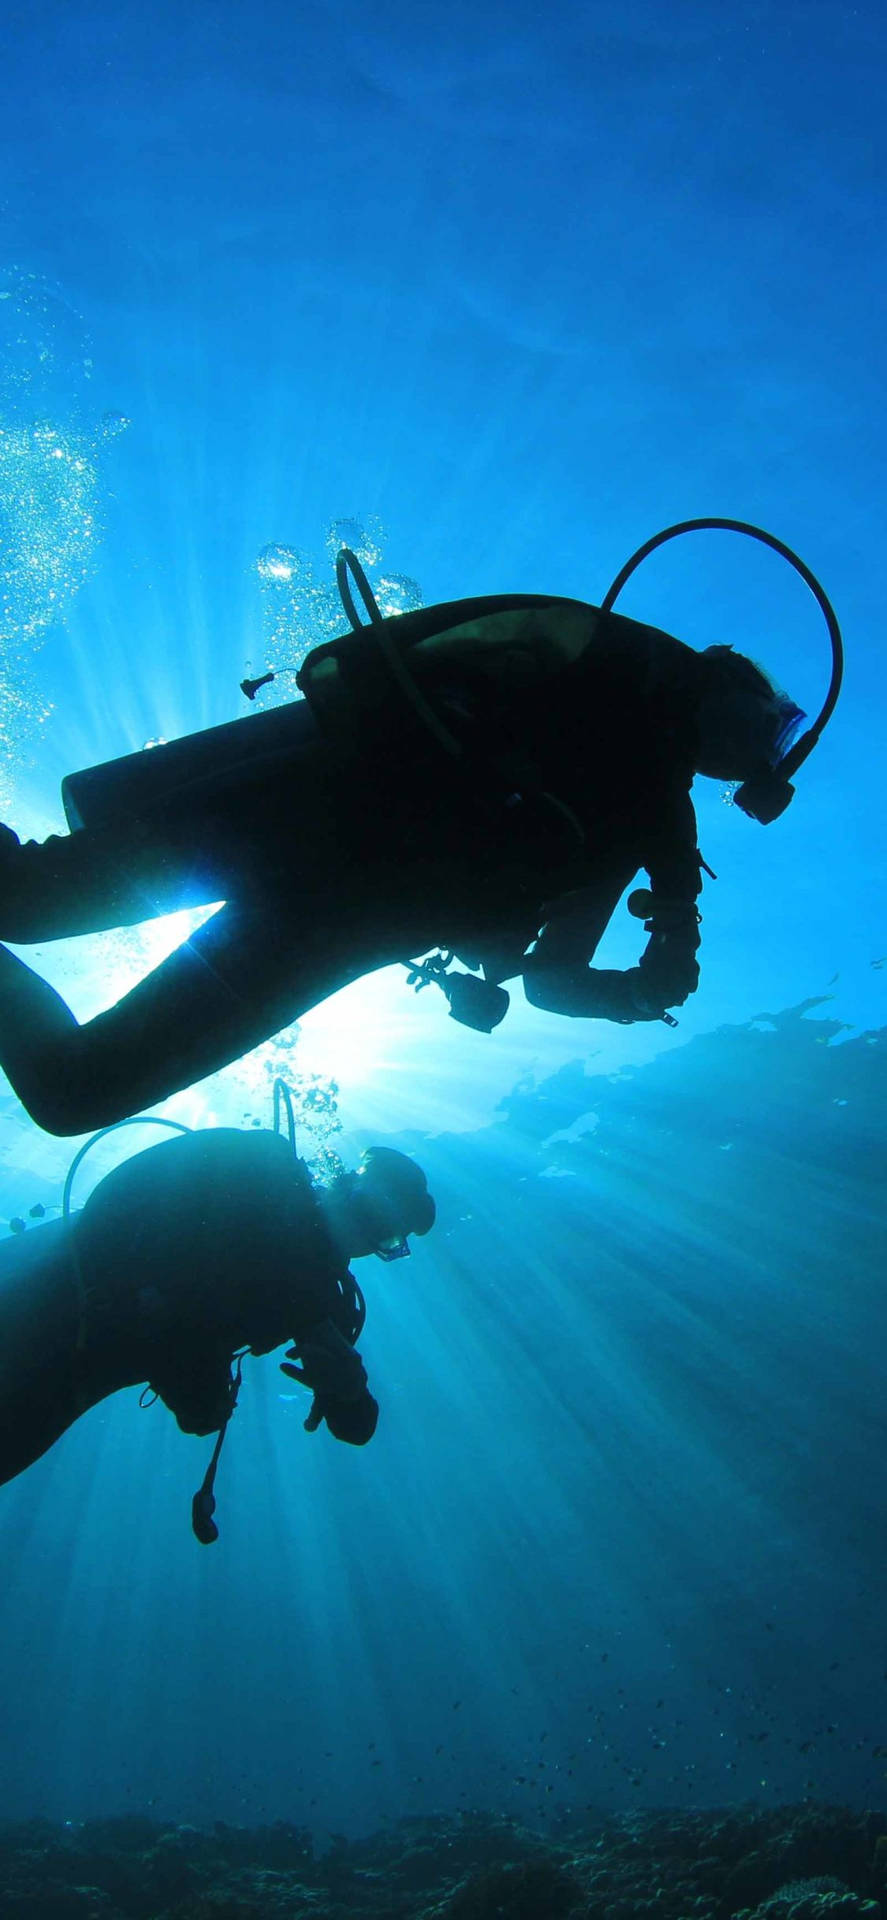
top-left (0, 0), bottom-right (884, 1844)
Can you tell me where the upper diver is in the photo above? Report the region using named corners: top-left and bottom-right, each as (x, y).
top-left (0, 520), bottom-right (841, 1137)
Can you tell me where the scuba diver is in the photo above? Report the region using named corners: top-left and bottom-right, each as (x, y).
top-left (0, 519), bottom-right (842, 1137)
top-left (0, 1105), bottom-right (436, 1541)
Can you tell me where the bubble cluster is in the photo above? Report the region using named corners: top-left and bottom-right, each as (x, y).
top-left (373, 572), bottom-right (425, 618)
top-left (0, 266), bottom-right (94, 425)
top-left (250, 516), bottom-right (425, 699)
top-left (0, 267), bottom-right (127, 808)
top-left (252, 544), bottom-right (342, 681)
top-left (229, 1028), bottom-right (343, 1156)
top-left (256, 543), bottom-right (301, 585)
top-left (0, 422), bottom-right (98, 647)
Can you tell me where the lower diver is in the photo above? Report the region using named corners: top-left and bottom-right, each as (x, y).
top-left (0, 1119), bottom-right (436, 1539)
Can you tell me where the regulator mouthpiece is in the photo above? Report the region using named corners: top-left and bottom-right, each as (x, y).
top-left (191, 1487), bottom-right (219, 1545)
top-left (732, 773), bottom-right (796, 824)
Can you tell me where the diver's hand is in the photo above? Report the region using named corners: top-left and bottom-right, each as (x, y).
top-left (627, 891), bottom-right (700, 1009)
top-left (281, 1319), bottom-right (374, 1438)
top-left (280, 1321), bottom-right (369, 1403)
top-left (637, 930), bottom-right (700, 1009)
top-left (308, 1390), bottom-right (379, 1445)
top-left (282, 1353), bottom-right (379, 1447)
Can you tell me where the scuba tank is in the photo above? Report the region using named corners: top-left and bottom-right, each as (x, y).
top-left (62, 696), bottom-right (319, 830)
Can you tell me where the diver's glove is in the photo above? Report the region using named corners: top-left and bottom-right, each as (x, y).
top-left (280, 1319), bottom-right (378, 1445)
top-left (628, 890), bottom-right (701, 1010)
top-left (637, 934), bottom-right (699, 1009)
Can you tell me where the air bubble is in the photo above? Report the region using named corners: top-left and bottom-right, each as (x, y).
top-left (256, 543), bottom-right (301, 584)
top-left (374, 572), bottom-right (424, 617)
top-left (325, 515), bottom-right (384, 568)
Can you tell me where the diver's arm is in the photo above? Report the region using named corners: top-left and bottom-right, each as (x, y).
top-left (522, 876), bottom-right (646, 1019)
top-left (634, 787), bottom-right (703, 1010)
top-left (523, 962), bottom-right (665, 1022)
top-left (522, 790), bottom-right (702, 1023)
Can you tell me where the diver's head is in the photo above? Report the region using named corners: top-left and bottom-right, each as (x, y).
top-left (692, 645), bottom-right (805, 784)
top-left (324, 1148), bottom-right (437, 1262)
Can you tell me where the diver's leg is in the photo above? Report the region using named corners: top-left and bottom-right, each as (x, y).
top-left (0, 1370), bottom-right (88, 1484)
top-left (0, 810), bottom-right (232, 943)
top-left (0, 891), bottom-right (406, 1136)
top-left (0, 719), bottom-right (350, 945)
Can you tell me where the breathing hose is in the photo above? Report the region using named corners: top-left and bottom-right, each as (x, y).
top-left (600, 517), bottom-right (843, 781)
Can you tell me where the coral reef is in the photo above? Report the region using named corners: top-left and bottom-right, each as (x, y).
top-left (0, 1800), bottom-right (883, 1919)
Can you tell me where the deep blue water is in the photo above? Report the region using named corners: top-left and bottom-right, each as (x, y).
top-left (0, 0), bottom-right (884, 1846)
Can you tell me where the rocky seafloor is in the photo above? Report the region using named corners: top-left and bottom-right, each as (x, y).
top-left (2, 1801), bottom-right (887, 1919)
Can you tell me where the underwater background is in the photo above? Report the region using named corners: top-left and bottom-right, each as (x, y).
top-left (0, 0), bottom-right (885, 1881)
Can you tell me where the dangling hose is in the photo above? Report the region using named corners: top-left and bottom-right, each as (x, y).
top-left (272, 1077), bottom-right (298, 1158)
top-left (191, 1352), bottom-right (246, 1545)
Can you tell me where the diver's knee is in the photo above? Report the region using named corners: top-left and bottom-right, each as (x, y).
top-left (17, 1077), bottom-right (104, 1139)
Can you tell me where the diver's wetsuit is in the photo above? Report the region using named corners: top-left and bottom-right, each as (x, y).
top-left (0, 1129), bottom-right (377, 1487)
top-left (0, 595), bottom-right (704, 1134)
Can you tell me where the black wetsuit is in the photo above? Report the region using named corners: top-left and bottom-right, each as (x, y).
top-left (0, 595), bottom-right (704, 1134)
top-left (0, 1128), bottom-right (377, 1487)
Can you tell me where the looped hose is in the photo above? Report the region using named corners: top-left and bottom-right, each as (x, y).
top-left (63, 1116), bottom-right (191, 1221)
top-left (600, 518), bottom-right (843, 780)
top-left (335, 548), bottom-right (383, 629)
top-left (335, 548), bottom-right (462, 758)
top-left (63, 1117), bottom-right (193, 1361)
